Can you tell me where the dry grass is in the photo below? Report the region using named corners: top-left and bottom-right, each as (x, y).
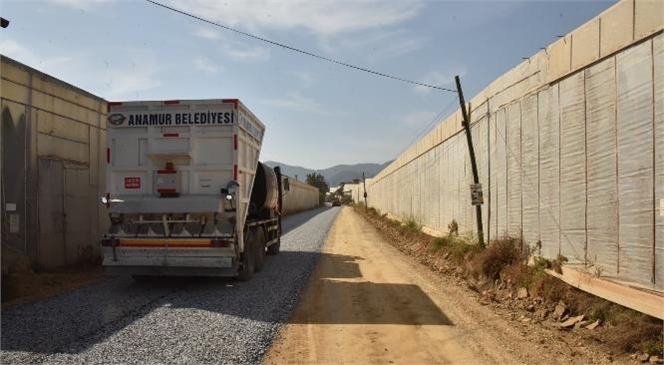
top-left (353, 204), bottom-right (664, 357)
top-left (471, 237), bottom-right (525, 281)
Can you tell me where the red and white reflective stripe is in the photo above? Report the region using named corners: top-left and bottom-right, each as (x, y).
top-left (234, 134), bottom-right (238, 150)
top-left (234, 164), bottom-right (238, 181)
top-left (107, 101), bottom-right (123, 112)
top-left (222, 99), bottom-right (239, 109)
top-left (162, 133), bottom-right (179, 138)
top-left (164, 100), bottom-right (180, 105)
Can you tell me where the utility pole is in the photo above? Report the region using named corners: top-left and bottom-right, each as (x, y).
top-left (362, 172), bottom-right (368, 210)
top-left (455, 75), bottom-right (485, 248)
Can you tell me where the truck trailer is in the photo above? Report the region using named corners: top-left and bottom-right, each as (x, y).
top-left (100, 99), bottom-right (286, 281)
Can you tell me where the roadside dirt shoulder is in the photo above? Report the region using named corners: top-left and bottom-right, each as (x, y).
top-left (265, 207), bottom-right (608, 364)
top-left (1, 266), bottom-right (104, 310)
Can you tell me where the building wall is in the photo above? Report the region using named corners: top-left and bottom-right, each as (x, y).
top-left (368, 0), bottom-right (664, 291)
top-left (343, 183), bottom-right (367, 204)
top-left (282, 176), bottom-right (320, 215)
top-left (1, 56), bottom-right (107, 269)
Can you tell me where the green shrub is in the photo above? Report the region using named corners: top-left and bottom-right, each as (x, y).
top-left (404, 218), bottom-right (422, 234)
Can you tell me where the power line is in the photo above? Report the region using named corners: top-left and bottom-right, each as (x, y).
top-left (395, 97), bottom-right (459, 159)
top-left (145, 0), bottom-right (457, 93)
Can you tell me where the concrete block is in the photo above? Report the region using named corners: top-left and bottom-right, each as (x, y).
top-left (37, 111), bottom-right (90, 144)
top-left (453, 110), bottom-right (463, 133)
top-left (470, 100), bottom-right (489, 125)
top-left (572, 18), bottom-right (601, 70)
top-left (533, 50), bottom-right (550, 87)
top-left (38, 133), bottom-right (89, 164)
top-left (31, 89), bottom-right (102, 127)
top-left (31, 74), bottom-right (102, 112)
top-left (0, 78), bottom-right (29, 104)
top-left (442, 116), bottom-right (455, 141)
top-left (511, 59), bottom-right (532, 85)
top-left (1, 58), bottom-right (31, 86)
top-left (600, 0), bottom-right (635, 57)
top-left (547, 36), bottom-right (572, 82)
top-left (488, 73), bottom-right (507, 100)
top-left (634, 0), bottom-right (664, 39)
top-left (53, 98), bottom-right (102, 127)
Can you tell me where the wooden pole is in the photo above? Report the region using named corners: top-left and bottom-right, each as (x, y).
top-left (455, 75), bottom-right (485, 248)
top-left (362, 172), bottom-right (368, 210)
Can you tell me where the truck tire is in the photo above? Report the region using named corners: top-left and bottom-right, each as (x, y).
top-left (254, 230), bottom-right (266, 272)
top-left (266, 238), bottom-right (280, 255)
top-left (236, 240), bottom-right (255, 281)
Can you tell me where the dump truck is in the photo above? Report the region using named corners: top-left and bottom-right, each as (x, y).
top-left (100, 99), bottom-right (286, 281)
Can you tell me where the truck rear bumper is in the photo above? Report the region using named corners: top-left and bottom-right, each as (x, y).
top-left (102, 246), bottom-right (237, 277)
top-left (104, 265), bottom-right (237, 277)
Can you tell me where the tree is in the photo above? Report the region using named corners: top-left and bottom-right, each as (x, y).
top-left (305, 172), bottom-right (328, 193)
top-left (335, 183), bottom-right (345, 197)
top-left (306, 172), bottom-right (329, 205)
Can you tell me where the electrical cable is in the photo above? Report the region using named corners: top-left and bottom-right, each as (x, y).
top-left (394, 97), bottom-right (459, 160)
top-left (146, 0), bottom-right (457, 93)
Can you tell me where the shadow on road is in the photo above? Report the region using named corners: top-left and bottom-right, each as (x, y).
top-left (286, 279), bottom-right (454, 326)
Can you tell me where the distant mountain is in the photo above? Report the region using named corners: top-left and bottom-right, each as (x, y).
top-left (263, 160), bottom-right (392, 187)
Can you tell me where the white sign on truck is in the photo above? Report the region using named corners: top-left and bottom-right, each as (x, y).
top-left (101, 99), bottom-right (286, 281)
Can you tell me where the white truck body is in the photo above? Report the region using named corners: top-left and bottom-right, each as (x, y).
top-left (101, 99), bottom-right (282, 278)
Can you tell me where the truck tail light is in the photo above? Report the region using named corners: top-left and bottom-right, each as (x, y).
top-left (101, 238), bottom-right (119, 247)
top-left (210, 239), bottom-right (230, 247)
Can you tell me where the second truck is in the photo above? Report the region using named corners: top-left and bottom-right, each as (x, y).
top-left (100, 98), bottom-right (287, 281)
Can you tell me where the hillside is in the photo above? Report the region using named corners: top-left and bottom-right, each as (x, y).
top-left (263, 161), bottom-right (392, 187)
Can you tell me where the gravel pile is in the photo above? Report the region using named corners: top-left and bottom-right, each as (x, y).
top-left (1, 206), bottom-right (341, 365)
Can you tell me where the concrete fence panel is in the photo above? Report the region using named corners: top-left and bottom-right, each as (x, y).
top-left (367, 0), bottom-right (663, 293)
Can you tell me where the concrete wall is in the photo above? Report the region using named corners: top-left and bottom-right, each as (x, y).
top-left (282, 175), bottom-right (320, 215)
top-left (368, 0), bottom-right (664, 292)
top-left (343, 183), bottom-right (367, 204)
top-left (1, 56), bottom-right (108, 269)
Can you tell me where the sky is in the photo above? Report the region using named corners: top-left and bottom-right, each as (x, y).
top-left (0, 0), bottom-right (615, 169)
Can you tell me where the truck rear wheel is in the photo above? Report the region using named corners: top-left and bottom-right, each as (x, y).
top-left (266, 238), bottom-right (280, 255)
top-left (236, 241), bottom-right (255, 281)
top-left (255, 230), bottom-right (266, 272)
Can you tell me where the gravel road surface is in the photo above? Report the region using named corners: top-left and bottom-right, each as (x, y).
top-left (1, 206), bottom-right (340, 365)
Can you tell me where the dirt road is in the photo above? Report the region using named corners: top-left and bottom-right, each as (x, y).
top-left (265, 207), bottom-right (601, 365)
